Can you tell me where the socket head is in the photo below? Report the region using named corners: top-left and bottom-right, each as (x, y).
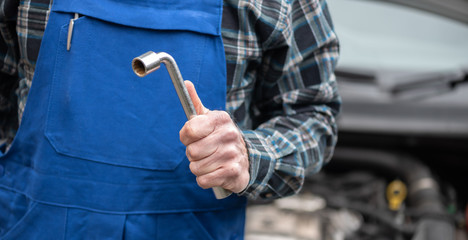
top-left (132, 51), bottom-right (161, 77)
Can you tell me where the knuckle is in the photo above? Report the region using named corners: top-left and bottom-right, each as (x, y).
top-left (223, 127), bottom-right (239, 141)
top-left (186, 146), bottom-right (193, 160)
top-left (196, 176), bottom-right (210, 189)
top-left (219, 111), bottom-right (231, 121)
top-left (185, 123), bottom-right (196, 138)
top-left (180, 124), bottom-right (195, 145)
top-left (189, 162), bottom-right (199, 175)
top-left (189, 115), bottom-right (214, 139)
top-left (213, 111), bottom-right (231, 125)
top-left (179, 127), bottom-right (187, 144)
top-left (186, 145), bottom-right (198, 160)
top-left (223, 146), bottom-right (238, 159)
top-left (223, 163), bottom-right (241, 178)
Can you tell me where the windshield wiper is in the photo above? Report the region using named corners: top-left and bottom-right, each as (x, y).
top-left (380, 69), bottom-right (467, 100)
top-left (361, 0), bottom-right (468, 24)
top-left (336, 67), bottom-right (468, 100)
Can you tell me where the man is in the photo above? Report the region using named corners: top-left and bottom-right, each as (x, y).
top-left (0, 0), bottom-right (340, 238)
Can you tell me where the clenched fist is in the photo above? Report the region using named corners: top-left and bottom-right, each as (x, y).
top-left (179, 81), bottom-right (250, 193)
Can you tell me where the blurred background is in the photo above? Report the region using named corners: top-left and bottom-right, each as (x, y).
top-left (245, 0), bottom-right (468, 239)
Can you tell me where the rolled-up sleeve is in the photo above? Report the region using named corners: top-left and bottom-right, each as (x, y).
top-left (238, 0), bottom-right (340, 199)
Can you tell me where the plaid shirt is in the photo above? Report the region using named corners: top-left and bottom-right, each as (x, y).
top-left (0, 0), bottom-right (340, 200)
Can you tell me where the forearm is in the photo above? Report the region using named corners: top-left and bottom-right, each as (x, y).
top-left (234, 0), bottom-right (340, 200)
top-left (239, 95), bottom-right (339, 199)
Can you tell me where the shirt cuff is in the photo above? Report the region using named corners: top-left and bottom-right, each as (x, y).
top-left (237, 130), bottom-right (277, 199)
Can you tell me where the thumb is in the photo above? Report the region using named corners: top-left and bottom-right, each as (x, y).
top-left (185, 80), bottom-right (209, 115)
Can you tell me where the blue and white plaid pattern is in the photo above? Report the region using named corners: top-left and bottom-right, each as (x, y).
top-left (0, 0), bottom-right (340, 200)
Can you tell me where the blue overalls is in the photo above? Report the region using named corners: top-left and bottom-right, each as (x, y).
top-left (0, 0), bottom-right (246, 239)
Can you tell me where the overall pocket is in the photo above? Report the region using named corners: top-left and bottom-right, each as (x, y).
top-left (44, 0), bottom-right (222, 170)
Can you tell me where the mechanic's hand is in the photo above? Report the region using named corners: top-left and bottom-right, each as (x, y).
top-left (179, 80), bottom-right (250, 193)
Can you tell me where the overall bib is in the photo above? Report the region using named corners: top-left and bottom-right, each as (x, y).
top-left (0, 0), bottom-right (246, 239)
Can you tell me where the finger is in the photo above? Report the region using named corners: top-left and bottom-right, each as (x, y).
top-left (185, 134), bottom-right (219, 162)
top-left (189, 155), bottom-right (222, 176)
top-left (195, 162), bottom-right (246, 192)
top-left (188, 149), bottom-right (234, 177)
top-left (180, 110), bottom-right (235, 146)
top-left (195, 170), bottom-right (226, 190)
top-left (179, 115), bottom-right (216, 145)
top-left (188, 143), bottom-right (229, 176)
top-left (185, 80), bottom-right (209, 115)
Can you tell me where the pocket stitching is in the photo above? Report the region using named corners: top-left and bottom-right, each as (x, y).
top-left (187, 212), bottom-right (216, 240)
top-left (1, 202), bottom-right (39, 239)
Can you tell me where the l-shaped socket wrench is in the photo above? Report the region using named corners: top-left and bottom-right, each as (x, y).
top-left (132, 51), bottom-right (233, 200)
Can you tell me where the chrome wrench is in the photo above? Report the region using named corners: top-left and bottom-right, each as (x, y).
top-left (132, 51), bottom-right (233, 199)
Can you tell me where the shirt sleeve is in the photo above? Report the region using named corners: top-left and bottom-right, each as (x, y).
top-left (238, 0), bottom-right (341, 199)
top-left (0, 1), bottom-right (20, 144)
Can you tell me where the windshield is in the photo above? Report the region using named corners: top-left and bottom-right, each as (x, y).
top-left (328, 0), bottom-right (468, 74)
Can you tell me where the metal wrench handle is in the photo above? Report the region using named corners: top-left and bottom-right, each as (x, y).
top-left (132, 51), bottom-right (232, 199)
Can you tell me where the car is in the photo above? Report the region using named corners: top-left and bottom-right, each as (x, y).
top-left (245, 0), bottom-right (468, 239)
